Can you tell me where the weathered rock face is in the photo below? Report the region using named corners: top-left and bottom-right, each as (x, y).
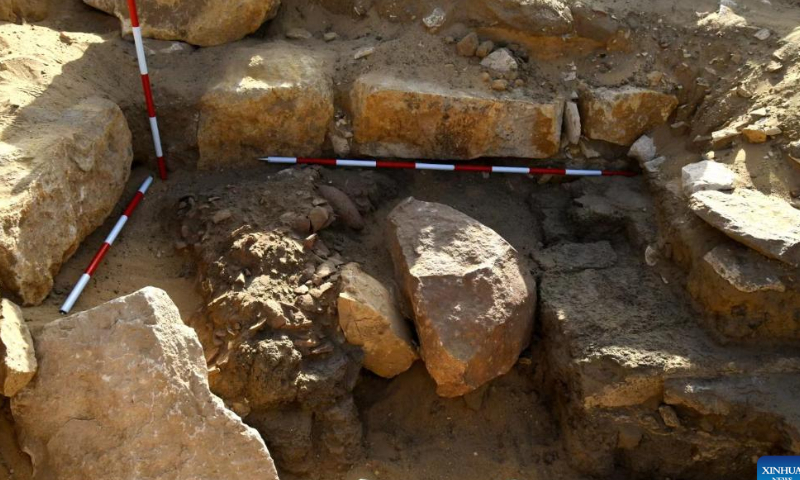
top-left (0, 0), bottom-right (47, 22)
top-left (0, 299), bottom-right (35, 397)
top-left (198, 43), bottom-right (334, 169)
top-left (0, 97), bottom-right (132, 305)
top-left (532, 241), bottom-right (617, 273)
top-left (542, 266), bottom-right (800, 478)
top-left (689, 189), bottom-right (800, 267)
top-left (11, 287), bottom-right (279, 480)
top-left (578, 86), bottom-right (678, 145)
top-left (387, 198), bottom-right (536, 397)
top-left (338, 263), bottom-right (418, 378)
top-left (351, 72), bottom-right (564, 160)
top-left (681, 160), bottom-right (736, 196)
top-left (687, 243), bottom-right (800, 342)
top-left (83, 0), bottom-right (281, 47)
top-left (464, 0), bottom-right (574, 35)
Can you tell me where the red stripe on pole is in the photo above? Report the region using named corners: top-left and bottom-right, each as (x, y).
top-left (141, 75), bottom-right (156, 118)
top-left (126, 0), bottom-right (140, 27)
top-left (454, 164), bottom-right (492, 172)
top-left (298, 158), bottom-right (337, 166)
top-left (123, 191), bottom-right (145, 217)
top-left (157, 157), bottom-right (167, 180)
top-left (85, 243), bottom-right (111, 276)
top-left (376, 160), bottom-right (416, 169)
top-left (529, 168), bottom-right (567, 175)
top-left (602, 170), bottom-right (637, 177)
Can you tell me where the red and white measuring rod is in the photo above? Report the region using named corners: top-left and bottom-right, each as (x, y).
top-left (126, 0), bottom-right (167, 180)
top-left (260, 157), bottom-right (636, 177)
top-left (59, 176), bottom-right (154, 315)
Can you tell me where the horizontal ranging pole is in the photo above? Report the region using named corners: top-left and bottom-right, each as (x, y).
top-left (260, 157), bottom-right (636, 177)
top-left (59, 176), bottom-right (154, 315)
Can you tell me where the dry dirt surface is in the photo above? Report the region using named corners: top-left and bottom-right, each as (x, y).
top-left (2, 0), bottom-right (800, 479)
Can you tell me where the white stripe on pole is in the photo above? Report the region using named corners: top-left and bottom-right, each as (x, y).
top-left (60, 273), bottom-right (91, 315)
top-left (266, 157), bottom-right (298, 163)
top-left (138, 175), bottom-right (154, 194)
top-left (565, 169), bottom-right (602, 176)
top-left (105, 216), bottom-right (129, 245)
top-left (149, 117), bottom-right (163, 157)
top-left (338, 159), bottom-right (377, 168)
top-left (492, 166), bottom-right (531, 174)
top-left (416, 163), bottom-right (456, 171)
top-left (132, 26), bottom-right (148, 75)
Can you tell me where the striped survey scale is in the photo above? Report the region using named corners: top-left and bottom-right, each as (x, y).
top-left (260, 157), bottom-right (637, 177)
top-left (59, 176), bottom-right (154, 315)
top-left (126, 0), bottom-right (168, 180)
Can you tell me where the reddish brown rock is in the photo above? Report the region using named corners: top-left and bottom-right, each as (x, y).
top-left (387, 198), bottom-right (536, 397)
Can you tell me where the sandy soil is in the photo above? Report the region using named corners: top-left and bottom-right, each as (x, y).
top-left (4, 0), bottom-right (800, 479)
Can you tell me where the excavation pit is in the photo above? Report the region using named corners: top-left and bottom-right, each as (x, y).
top-left (2, 1), bottom-right (800, 479)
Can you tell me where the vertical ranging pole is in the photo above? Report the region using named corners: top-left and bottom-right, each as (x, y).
top-left (59, 176), bottom-right (154, 315)
top-left (126, 0), bottom-right (167, 180)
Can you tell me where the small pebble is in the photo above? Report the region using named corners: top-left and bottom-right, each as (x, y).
top-left (476, 40), bottom-right (494, 58)
top-left (354, 46), bottom-right (375, 59)
top-left (285, 27), bottom-right (312, 40)
top-left (491, 79), bottom-right (508, 91)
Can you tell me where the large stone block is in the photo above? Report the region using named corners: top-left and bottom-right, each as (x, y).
top-left (689, 189), bottom-right (800, 268)
top-left (338, 263), bottom-right (418, 378)
top-left (387, 198), bottom-right (536, 397)
top-left (0, 97), bottom-right (132, 305)
top-left (11, 287), bottom-right (279, 480)
top-left (578, 86), bottom-right (677, 145)
top-left (198, 44), bottom-right (334, 169)
top-left (83, 0), bottom-right (280, 47)
top-left (351, 73), bottom-right (563, 160)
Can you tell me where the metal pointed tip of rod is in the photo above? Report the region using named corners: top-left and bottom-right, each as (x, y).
top-left (59, 310), bottom-right (67, 315)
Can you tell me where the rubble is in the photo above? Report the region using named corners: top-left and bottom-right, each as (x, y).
top-left (627, 135), bottom-right (657, 164)
top-left (563, 101), bottom-right (581, 145)
top-left (480, 48), bottom-right (518, 73)
top-left (0, 299), bottom-right (36, 398)
top-left (681, 160), bottom-right (736, 196)
top-left (456, 32), bottom-right (479, 56)
top-left (689, 189), bottom-right (800, 267)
